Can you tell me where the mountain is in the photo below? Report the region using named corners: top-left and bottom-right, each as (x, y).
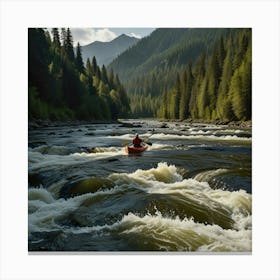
top-left (108, 28), bottom-right (251, 120)
top-left (109, 28), bottom-right (233, 83)
top-left (80, 34), bottom-right (139, 66)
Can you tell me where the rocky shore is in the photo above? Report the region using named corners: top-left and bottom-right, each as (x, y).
top-left (28, 119), bottom-right (121, 129)
top-left (29, 118), bottom-right (252, 130)
top-left (158, 118), bottom-right (252, 128)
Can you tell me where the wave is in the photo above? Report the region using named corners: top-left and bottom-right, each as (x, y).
top-left (87, 147), bottom-right (120, 153)
top-left (56, 212), bottom-right (251, 252)
top-left (28, 186), bottom-right (119, 232)
top-left (149, 133), bottom-right (251, 141)
top-left (194, 169), bottom-right (228, 182)
top-left (28, 146), bottom-right (126, 172)
top-left (117, 212), bottom-right (251, 252)
top-left (108, 133), bottom-right (251, 142)
top-left (145, 143), bottom-right (173, 151)
top-left (31, 145), bottom-right (72, 155)
top-left (28, 162), bottom-right (251, 251)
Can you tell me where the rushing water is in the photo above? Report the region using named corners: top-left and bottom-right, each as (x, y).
top-left (28, 119), bottom-right (252, 252)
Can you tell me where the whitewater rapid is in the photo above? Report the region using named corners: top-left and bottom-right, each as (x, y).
top-left (28, 120), bottom-right (251, 252)
top-left (29, 162), bottom-right (251, 252)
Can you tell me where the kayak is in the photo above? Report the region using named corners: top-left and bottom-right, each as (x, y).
top-left (125, 145), bottom-right (148, 154)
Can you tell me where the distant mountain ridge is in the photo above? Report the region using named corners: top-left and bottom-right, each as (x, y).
top-left (80, 34), bottom-right (139, 66)
top-left (107, 28), bottom-right (250, 119)
top-left (109, 28), bottom-right (233, 83)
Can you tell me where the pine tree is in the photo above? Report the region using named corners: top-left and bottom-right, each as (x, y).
top-left (28, 28), bottom-right (51, 101)
top-left (206, 48), bottom-right (219, 119)
top-left (190, 53), bottom-right (206, 119)
top-left (108, 68), bottom-right (115, 88)
top-left (170, 74), bottom-right (180, 119)
top-left (75, 42), bottom-right (84, 74)
top-left (51, 28), bottom-right (61, 50)
top-left (216, 39), bottom-right (233, 120)
top-left (101, 65), bottom-right (109, 84)
top-left (179, 70), bottom-right (187, 119)
top-left (85, 58), bottom-right (93, 77)
top-left (229, 69), bottom-right (243, 119)
top-left (179, 62), bottom-right (193, 119)
top-left (65, 28), bottom-right (75, 62)
top-left (216, 35), bottom-right (226, 80)
top-left (61, 28), bottom-right (67, 45)
top-left (185, 62), bottom-right (194, 117)
top-left (92, 56), bottom-right (97, 76)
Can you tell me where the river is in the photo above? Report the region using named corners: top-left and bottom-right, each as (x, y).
top-left (28, 119), bottom-right (252, 252)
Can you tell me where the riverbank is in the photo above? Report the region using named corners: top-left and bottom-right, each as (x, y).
top-left (29, 118), bottom-right (252, 130)
top-left (158, 118), bottom-right (252, 128)
top-left (28, 119), bottom-right (121, 129)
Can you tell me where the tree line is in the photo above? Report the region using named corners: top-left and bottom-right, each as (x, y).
top-left (28, 28), bottom-right (130, 121)
top-left (157, 29), bottom-right (251, 121)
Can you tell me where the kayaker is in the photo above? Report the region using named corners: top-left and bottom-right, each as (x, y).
top-left (132, 133), bottom-right (143, 147)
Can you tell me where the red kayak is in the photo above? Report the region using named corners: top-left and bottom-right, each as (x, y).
top-left (125, 145), bottom-right (148, 154)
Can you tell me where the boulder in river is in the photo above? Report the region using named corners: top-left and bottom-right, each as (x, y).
top-left (160, 123), bottom-right (169, 128)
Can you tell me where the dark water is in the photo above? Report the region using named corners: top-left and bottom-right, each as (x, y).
top-left (28, 119), bottom-right (252, 252)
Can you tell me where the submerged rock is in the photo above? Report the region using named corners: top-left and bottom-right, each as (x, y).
top-left (160, 123), bottom-right (169, 128)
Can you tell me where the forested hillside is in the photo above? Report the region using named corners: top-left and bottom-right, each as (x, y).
top-left (28, 28), bottom-right (130, 121)
top-left (157, 29), bottom-right (251, 120)
top-left (109, 28), bottom-right (251, 120)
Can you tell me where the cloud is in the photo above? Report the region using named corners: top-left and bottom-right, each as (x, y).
top-left (126, 32), bottom-right (142, 39)
top-left (70, 28), bottom-right (117, 46)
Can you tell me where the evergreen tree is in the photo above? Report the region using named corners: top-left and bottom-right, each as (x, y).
top-left (28, 28), bottom-right (51, 101)
top-left (216, 35), bottom-right (226, 79)
top-left (170, 74), bottom-right (180, 119)
top-left (65, 28), bottom-right (75, 62)
top-left (185, 62), bottom-right (194, 117)
top-left (75, 42), bottom-right (84, 73)
top-left (216, 39), bottom-right (233, 120)
top-left (101, 65), bottom-right (109, 84)
top-left (61, 28), bottom-right (67, 45)
top-left (51, 28), bottom-right (61, 50)
top-left (206, 48), bottom-right (220, 118)
top-left (92, 56), bottom-right (97, 75)
top-left (85, 58), bottom-right (93, 77)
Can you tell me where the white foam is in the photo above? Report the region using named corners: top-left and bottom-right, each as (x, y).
top-left (194, 169), bottom-right (228, 182)
top-left (28, 147), bottom-right (126, 172)
top-left (109, 163), bottom-right (251, 218)
top-left (32, 145), bottom-right (70, 155)
top-left (119, 212), bottom-right (251, 252)
top-left (149, 133), bottom-right (251, 141)
top-left (66, 212), bottom-right (251, 252)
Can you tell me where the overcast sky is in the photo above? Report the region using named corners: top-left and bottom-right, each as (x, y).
top-left (49, 28), bottom-right (155, 46)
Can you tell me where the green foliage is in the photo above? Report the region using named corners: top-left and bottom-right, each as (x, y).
top-left (75, 43), bottom-right (85, 74)
top-left (109, 28), bottom-right (251, 121)
top-left (28, 28), bottom-right (130, 121)
top-left (153, 28), bottom-right (251, 121)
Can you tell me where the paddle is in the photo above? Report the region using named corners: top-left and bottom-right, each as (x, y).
top-left (121, 140), bottom-right (152, 146)
top-left (121, 141), bottom-right (129, 147)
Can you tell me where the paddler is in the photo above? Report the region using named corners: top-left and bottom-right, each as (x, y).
top-left (132, 133), bottom-right (143, 147)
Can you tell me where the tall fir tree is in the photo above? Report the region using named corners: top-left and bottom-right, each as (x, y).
top-left (65, 28), bottom-right (75, 62)
top-left (216, 38), bottom-right (233, 120)
top-left (75, 42), bottom-right (84, 73)
top-left (51, 28), bottom-right (61, 50)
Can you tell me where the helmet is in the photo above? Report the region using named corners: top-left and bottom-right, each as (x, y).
top-left (135, 133), bottom-right (139, 137)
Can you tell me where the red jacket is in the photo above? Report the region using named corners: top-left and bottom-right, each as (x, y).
top-left (133, 136), bottom-right (143, 147)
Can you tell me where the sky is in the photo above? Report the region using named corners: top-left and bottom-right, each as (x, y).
top-left (49, 28), bottom-right (155, 46)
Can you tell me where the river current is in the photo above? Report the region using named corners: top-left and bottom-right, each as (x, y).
top-left (28, 119), bottom-right (252, 252)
